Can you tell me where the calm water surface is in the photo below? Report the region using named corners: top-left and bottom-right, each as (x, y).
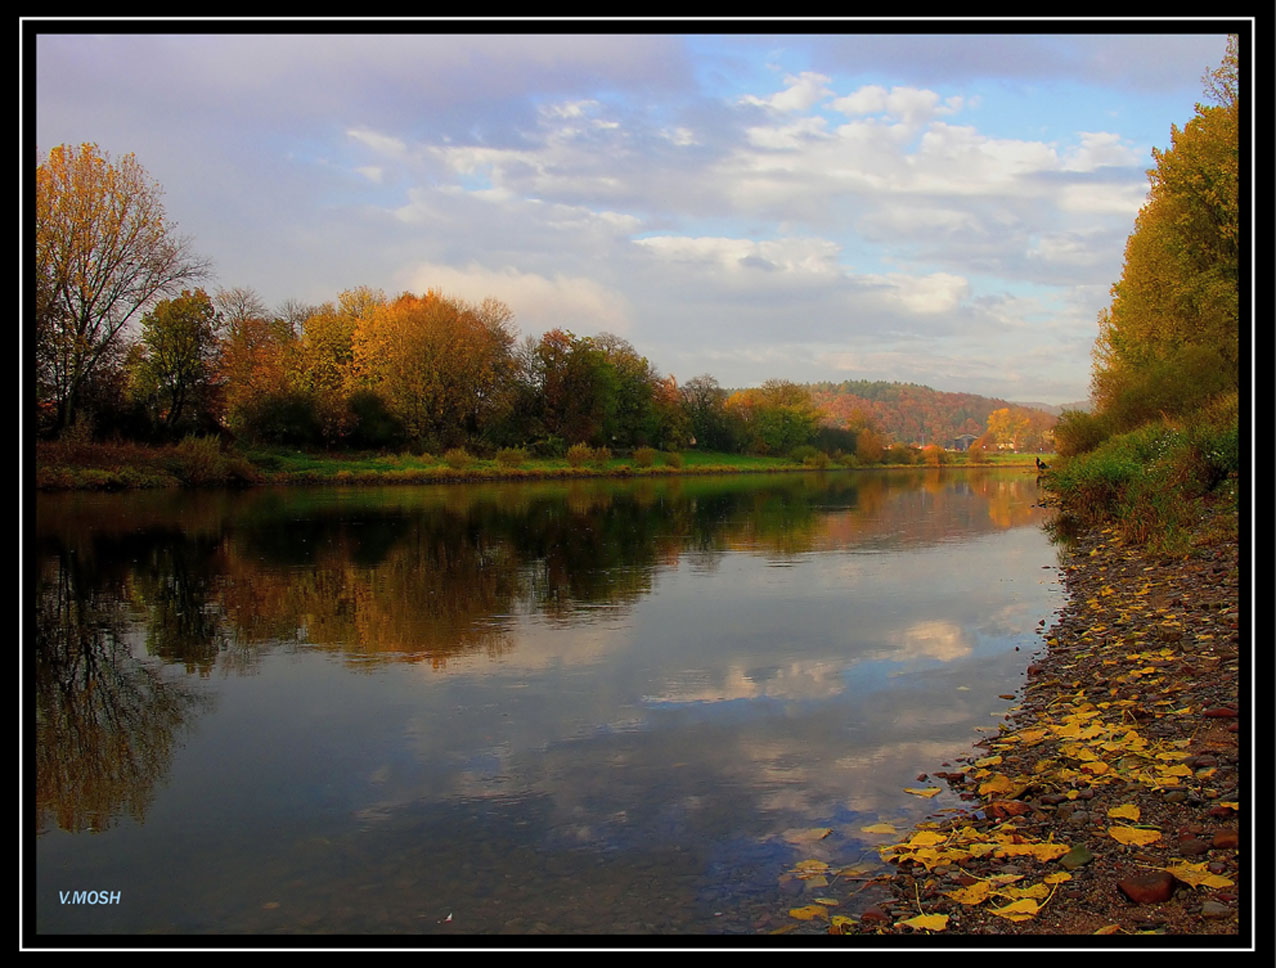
top-left (33, 469), bottom-right (1064, 936)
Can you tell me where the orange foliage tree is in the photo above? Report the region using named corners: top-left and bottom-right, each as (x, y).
top-left (350, 291), bottom-right (517, 450)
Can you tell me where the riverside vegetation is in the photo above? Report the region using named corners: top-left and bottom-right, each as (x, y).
top-left (33, 430), bottom-right (1051, 492)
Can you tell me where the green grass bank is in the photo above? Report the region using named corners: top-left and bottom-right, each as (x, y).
top-left (33, 436), bottom-right (1051, 491)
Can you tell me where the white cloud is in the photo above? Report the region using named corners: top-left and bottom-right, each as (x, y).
top-left (1056, 181), bottom-right (1149, 215)
top-left (1063, 131), bottom-right (1142, 171)
top-left (744, 115), bottom-right (831, 149)
top-left (346, 127), bottom-right (409, 158)
top-left (402, 260), bottom-right (633, 337)
top-left (861, 272), bottom-right (971, 314)
top-left (831, 84), bottom-right (964, 127)
top-left (662, 126), bottom-right (698, 146)
top-left (633, 235), bottom-right (843, 278)
top-left (740, 71), bottom-right (832, 113)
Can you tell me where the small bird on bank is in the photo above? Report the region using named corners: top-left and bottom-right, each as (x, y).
top-left (1036, 457), bottom-right (1050, 471)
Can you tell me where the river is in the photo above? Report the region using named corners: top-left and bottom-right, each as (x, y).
top-left (32, 468), bottom-right (1064, 936)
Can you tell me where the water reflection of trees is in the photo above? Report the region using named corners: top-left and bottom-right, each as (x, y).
top-left (34, 470), bottom-right (1049, 675)
top-left (34, 552), bottom-right (210, 833)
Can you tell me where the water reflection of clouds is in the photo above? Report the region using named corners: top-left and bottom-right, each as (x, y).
top-left (408, 617), bottom-right (634, 677)
top-left (642, 659), bottom-right (846, 705)
top-left (880, 619), bottom-right (972, 663)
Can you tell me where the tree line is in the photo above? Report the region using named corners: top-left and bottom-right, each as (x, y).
top-left (31, 142), bottom-right (854, 460)
top-left (35, 141), bottom-right (1055, 465)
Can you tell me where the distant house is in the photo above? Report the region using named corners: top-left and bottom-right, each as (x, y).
top-left (952, 433), bottom-right (978, 451)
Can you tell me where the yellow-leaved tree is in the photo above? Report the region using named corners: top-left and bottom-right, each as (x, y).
top-left (36, 143), bottom-right (209, 436)
top-left (1091, 36), bottom-right (1239, 430)
top-left (350, 290), bottom-right (517, 451)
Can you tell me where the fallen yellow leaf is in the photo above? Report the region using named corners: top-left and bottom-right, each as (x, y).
top-left (906, 831), bottom-right (948, 848)
top-left (1164, 863), bottom-right (1235, 890)
top-left (860, 822), bottom-right (898, 835)
top-left (904, 787), bottom-right (942, 798)
top-left (791, 859), bottom-right (831, 878)
top-left (995, 843), bottom-right (1070, 862)
top-left (978, 774), bottom-right (1017, 795)
top-left (1108, 825), bottom-right (1161, 847)
top-left (788, 905), bottom-right (828, 921)
top-left (945, 881), bottom-right (991, 905)
top-left (896, 913), bottom-right (948, 932)
top-left (994, 882), bottom-right (1049, 901)
top-left (989, 898), bottom-right (1040, 921)
top-left (1107, 804), bottom-right (1141, 821)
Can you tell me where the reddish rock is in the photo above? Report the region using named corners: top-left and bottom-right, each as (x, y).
top-left (1207, 804), bottom-right (1236, 818)
top-left (1178, 838), bottom-right (1210, 856)
top-left (1202, 707), bottom-right (1238, 718)
top-left (1026, 664), bottom-right (1045, 675)
top-left (1117, 872), bottom-right (1177, 905)
top-left (1212, 828), bottom-right (1238, 849)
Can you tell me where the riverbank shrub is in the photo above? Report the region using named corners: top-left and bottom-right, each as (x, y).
top-left (566, 443), bottom-right (593, 467)
top-left (444, 447), bottom-right (472, 469)
top-left (1046, 399), bottom-right (1238, 553)
top-left (1053, 409), bottom-right (1112, 457)
top-left (495, 447), bottom-right (528, 468)
top-left (166, 435), bottom-right (262, 486)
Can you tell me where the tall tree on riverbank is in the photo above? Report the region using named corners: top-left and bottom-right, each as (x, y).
top-left (1090, 36), bottom-right (1239, 430)
top-left (36, 143), bottom-right (209, 436)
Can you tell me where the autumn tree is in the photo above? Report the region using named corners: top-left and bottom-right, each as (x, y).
top-left (986, 407), bottom-right (1027, 451)
top-left (650, 373), bottom-right (693, 450)
top-left (967, 430), bottom-right (996, 463)
top-left (520, 329), bottom-right (619, 448)
top-left (724, 380), bottom-right (821, 455)
top-left (216, 292), bottom-right (308, 444)
top-left (35, 143), bottom-right (209, 436)
top-left (350, 290), bottom-right (516, 451)
top-left (129, 288), bottom-right (223, 435)
top-left (295, 286), bottom-right (385, 445)
top-left (1091, 36), bottom-right (1239, 428)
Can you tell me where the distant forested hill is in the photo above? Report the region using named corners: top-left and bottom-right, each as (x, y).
top-left (806, 380), bottom-right (1057, 449)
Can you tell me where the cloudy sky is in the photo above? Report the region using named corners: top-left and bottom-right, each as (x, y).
top-left (30, 23), bottom-right (1239, 406)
